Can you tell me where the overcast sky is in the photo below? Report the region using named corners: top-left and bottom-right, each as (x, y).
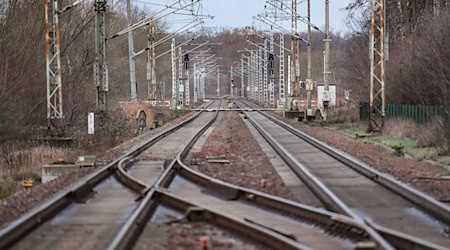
top-left (199, 0), bottom-right (352, 32)
top-left (136, 0), bottom-right (353, 32)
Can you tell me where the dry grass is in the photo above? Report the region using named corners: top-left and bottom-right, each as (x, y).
top-left (0, 144), bottom-right (84, 199)
top-left (416, 117), bottom-right (447, 154)
top-left (334, 106), bottom-right (359, 123)
top-left (382, 118), bottom-right (417, 139)
top-left (382, 117), bottom-right (448, 156)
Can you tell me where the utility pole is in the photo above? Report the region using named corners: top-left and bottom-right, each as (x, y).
top-left (147, 18), bottom-right (157, 100)
top-left (94, 0), bottom-right (108, 112)
top-left (171, 38), bottom-right (177, 109)
top-left (306, 0), bottom-right (313, 117)
top-left (45, 0), bottom-right (64, 133)
top-left (127, 0), bottom-right (137, 102)
top-left (368, 0), bottom-right (386, 132)
top-left (323, 0), bottom-right (331, 121)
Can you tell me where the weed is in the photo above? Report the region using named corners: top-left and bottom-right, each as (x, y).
top-left (382, 118), bottom-right (417, 139)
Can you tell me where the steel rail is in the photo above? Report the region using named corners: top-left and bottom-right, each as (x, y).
top-left (241, 99), bottom-right (450, 225)
top-left (107, 100), bottom-right (223, 250)
top-left (257, 107), bottom-right (450, 225)
top-left (235, 99), bottom-right (448, 250)
top-left (153, 189), bottom-right (311, 250)
top-left (115, 157), bottom-right (148, 195)
top-left (0, 100), bottom-right (217, 249)
top-left (109, 106), bottom-right (391, 250)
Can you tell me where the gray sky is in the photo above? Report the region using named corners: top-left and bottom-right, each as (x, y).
top-left (136, 0), bottom-right (352, 32)
top-left (198, 0), bottom-right (351, 32)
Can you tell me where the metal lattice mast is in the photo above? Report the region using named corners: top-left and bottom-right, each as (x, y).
top-left (248, 51), bottom-right (255, 100)
top-left (291, 0), bottom-right (300, 99)
top-left (147, 18), bottom-right (157, 100)
top-left (185, 64), bottom-right (190, 106)
top-left (45, 0), bottom-right (63, 130)
top-left (258, 47), bottom-right (263, 104)
top-left (160, 81), bottom-right (165, 101)
top-left (178, 47), bottom-right (183, 107)
top-left (201, 69), bottom-right (206, 100)
top-left (248, 53), bottom-right (252, 100)
top-left (171, 38), bottom-right (177, 109)
top-left (253, 50), bottom-right (257, 101)
top-left (217, 68), bottom-right (220, 96)
top-left (269, 33), bottom-right (275, 107)
top-left (241, 58), bottom-right (245, 97)
top-left (126, 0), bottom-right (137, 102)
top-left (193, 63), bottom-right (198, 103)
top-left (263, 38), bottom-right (268, 106)
top-left (287, 54), bottom-right (291, 96)
top-left (94, 0), bottom-right (108, 112)
top-left (279, 33), bottom-right (286, 109)
top-left (368, 0), bottom-right (386, 132)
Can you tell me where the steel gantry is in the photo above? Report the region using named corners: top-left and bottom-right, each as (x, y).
top-left (45, 0), bottom-right (64, 131)
top-left (94, 0), bottom-right (109, 112)
top-left (369, 0), bottom-right (386, 132)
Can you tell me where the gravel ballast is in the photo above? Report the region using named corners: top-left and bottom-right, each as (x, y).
top-left (193, 112), bottom-right (295, 200)
top-left (271, 113), bottom-right (450, 203)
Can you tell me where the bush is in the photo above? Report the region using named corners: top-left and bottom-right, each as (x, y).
top-left (416, 117), bottom-right (447, 154)
top-left (382, 118), bottom-right (417, 139)
top-left (334, 106), bottom-right (359, 123)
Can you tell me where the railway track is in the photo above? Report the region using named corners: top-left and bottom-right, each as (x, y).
top-left (235, 99), bottom-right (450, 249)
top-left (2, 98), bottom-right (449, 249)
top-left (0, 100), bottom-right (221, 249)
top-left (105, 105), bottom-right (402, 250)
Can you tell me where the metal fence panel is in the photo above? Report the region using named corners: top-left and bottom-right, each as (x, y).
top-left (360, 102), bottom-right (444, 124)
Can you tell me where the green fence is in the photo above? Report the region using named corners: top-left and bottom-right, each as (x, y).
top-left (360, 102), bottom-right (445, 124)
